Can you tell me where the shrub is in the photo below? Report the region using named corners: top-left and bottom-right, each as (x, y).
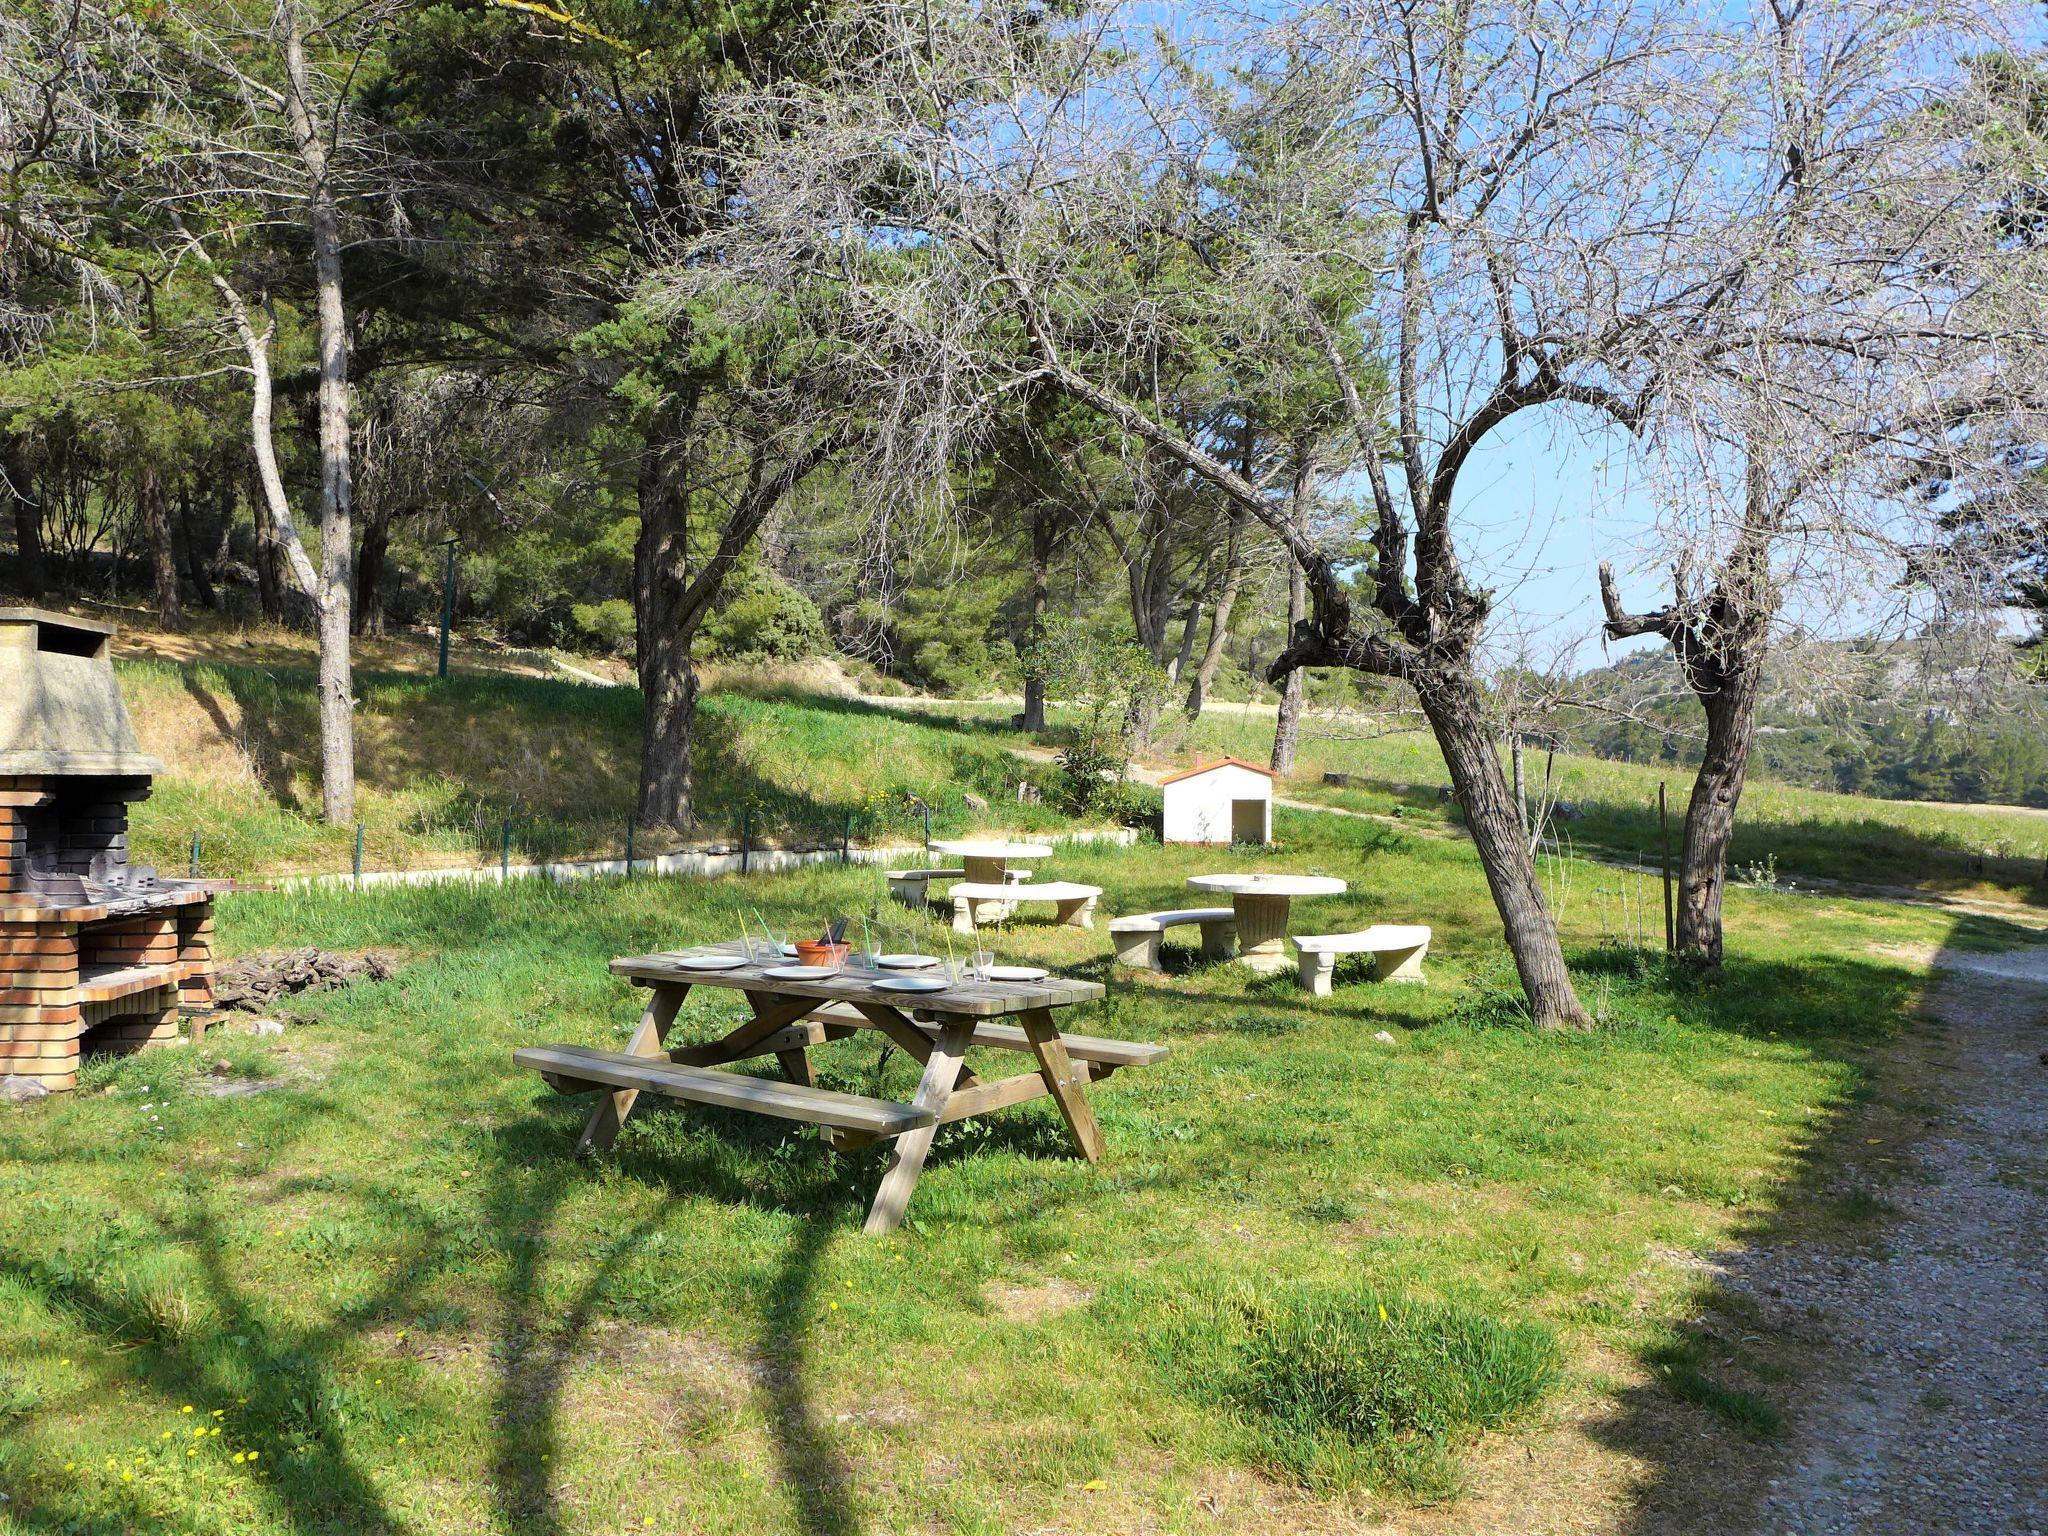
top-left (571, 598), bottom-right (636, 655)
top-left (703, 569), bottom-right (829, 662)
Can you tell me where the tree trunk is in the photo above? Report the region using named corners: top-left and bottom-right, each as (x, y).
top-left (1422, 674), bottom-right (1591, 1028)
top-left (1168, 596), bottom-right (1202, 684)
top-left (178, 489), bottom-right (217, 609)
top-left (1271, 552), bottom-right (1307, 773)
top-left (354, 504), bottom-right (391, 637)
top-left (3, 445), bottom-right (45, 598)
top-left (282, 4), bottom-right (355, 825)
top-left (1676, 660), bottom-right (1763, 967)
top-left (634, 422), bottom-right (700, 830)
top-left (1019, 506), bottom-right (1051, 732)
top-left (251, 465), bottom-right (287, 623)
top-left (1185, 510), bottom-right (1245, 719)
top-left (136, 461), bottom-right (183, 628)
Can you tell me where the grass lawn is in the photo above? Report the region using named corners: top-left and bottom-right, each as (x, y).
top-left (1, 810), bottom-right (2022, 1533)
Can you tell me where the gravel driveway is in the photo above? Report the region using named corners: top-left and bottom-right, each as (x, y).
top-left (1731, 946), bottom-right (2048, 1535)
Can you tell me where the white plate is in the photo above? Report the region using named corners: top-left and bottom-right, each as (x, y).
top-left (674, 954), bottom-right (746, 971)
top-left (875, 953), bottom-right (940, 970)
top-left (762, 964), bottom-right (838, 981)
top-left (981, 965), bottom-right (1049, 982)
top-left (875, 975), bottom-right (949, 994)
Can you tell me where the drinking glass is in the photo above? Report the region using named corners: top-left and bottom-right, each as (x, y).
top-left (968, 948), bottom-right (995, 981)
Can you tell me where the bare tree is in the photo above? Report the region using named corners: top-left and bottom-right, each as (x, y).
top-left (671, 0), bottom-right (1793, 1026)
top-left (1598, 0), bottom-right (2048, 965)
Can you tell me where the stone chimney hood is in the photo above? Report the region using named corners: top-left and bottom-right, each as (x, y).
top-left (0, 608), bottom-right (166, 778)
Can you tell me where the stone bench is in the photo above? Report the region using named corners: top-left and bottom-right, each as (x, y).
top-left (887, 866), bottom-right (1032, 908)
top-left (1107, 908), bottom-right (1238, 971)
top-left (885, 868), bottom-right (965, 908)
top-left (1290, 925), bottom-right (1432, 995)
top-left (950, 880), bottom-right (1101, 934)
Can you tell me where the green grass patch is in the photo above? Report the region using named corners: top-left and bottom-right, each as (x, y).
top-left (1148, 1282), bottom-right (1560, 1499)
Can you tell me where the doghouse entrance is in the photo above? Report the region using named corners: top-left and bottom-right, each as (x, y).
top-left (1230, 798), bottom-right (1267, 844)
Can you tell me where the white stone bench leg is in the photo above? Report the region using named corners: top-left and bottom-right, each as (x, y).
top-left (952, 894), bottom-right (984, 935)
top-left (890, 876), bottom-right (927, 909)
top-left (1296, 948), bottom-right (1338, 997)
top-left (1197, 919), bottom-right (1236, 960)
top-left (1055, 895), bottom-right (1097, 930)
top-left (1373, 938), bottom-right (1430, 983)
top-left (1114, 931), bottom-right (1164, 971)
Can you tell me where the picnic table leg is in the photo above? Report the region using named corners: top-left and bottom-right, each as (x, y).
top-left (1019, 1007), bottom-right (1106, 1163)
top-left (575, 984), bottom-right (685, 1155)
top-left (863, 1016), bottom-right (974, 1235)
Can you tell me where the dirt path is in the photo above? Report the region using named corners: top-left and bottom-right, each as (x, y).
top-left (1725, 947), bottom-right (2048, 1535)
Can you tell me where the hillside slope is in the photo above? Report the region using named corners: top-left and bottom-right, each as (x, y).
top-left (71, 603), bottom-right (2048, 901)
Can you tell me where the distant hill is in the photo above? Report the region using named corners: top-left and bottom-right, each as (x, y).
top-left (1562, 631), bottom-right (2048, 809)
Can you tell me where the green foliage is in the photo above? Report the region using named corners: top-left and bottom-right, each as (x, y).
top-left (1026, 616), bottom-right (1170, 816)
top-left (701, 565), bottom-right (828, 663)
top-left (570, 598), bottom-right (636, 654)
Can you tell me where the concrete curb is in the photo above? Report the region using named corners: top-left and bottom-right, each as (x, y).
top-left (275, 827), bottom-right (1141, 895)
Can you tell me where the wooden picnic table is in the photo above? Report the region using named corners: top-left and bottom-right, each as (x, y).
top-left (514, 942), bottom-right (1165, 1234)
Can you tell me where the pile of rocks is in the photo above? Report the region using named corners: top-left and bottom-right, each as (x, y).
top-left (212, 947), bottom-right (397, 1013)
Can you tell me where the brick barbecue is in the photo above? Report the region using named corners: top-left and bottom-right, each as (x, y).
top-left (1, 608), bottom-right (220, 1089)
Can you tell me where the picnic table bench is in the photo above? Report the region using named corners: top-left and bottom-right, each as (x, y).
top-left (514, 943), bottom-right (1164, 1233)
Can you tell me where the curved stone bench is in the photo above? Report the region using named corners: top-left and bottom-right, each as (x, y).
top-left (950, 880), bottom-right (1101, 934)
top-left (1290, 925), bottom-right (1432, 996)
top-left (1108, 908), bottom-right (1237, 972)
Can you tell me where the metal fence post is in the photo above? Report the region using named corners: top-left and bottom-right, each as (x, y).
top-left (842, 810), bottom-right (852, 864)
top-left (626, 816), bottom-right (636, 877)
top-left (501, 818), bottom-right (512, 881)
top-left (188, 829), bottom-right (201, 881)
top-left (741, 808), bottom-right (753, 875)
top-left (353, 824), bottom-right (364, 889)
top-left (920, 801), bottom-right (932, 851)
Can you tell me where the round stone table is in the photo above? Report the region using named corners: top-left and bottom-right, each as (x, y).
top-left (1186, 872), bottom-right (1348, 973)
top-left (930, 838), bottom-right (1055, 886)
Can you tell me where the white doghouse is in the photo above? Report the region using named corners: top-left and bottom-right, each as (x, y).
top-left (1160, 757), bottom-right (1274, 845)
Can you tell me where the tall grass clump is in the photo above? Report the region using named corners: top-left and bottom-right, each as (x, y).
top-left (1154, 1283), bottom-right (1561, 1500)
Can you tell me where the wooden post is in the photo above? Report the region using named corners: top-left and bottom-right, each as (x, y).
top-left (1658, 783), bottom-right (1674, 953)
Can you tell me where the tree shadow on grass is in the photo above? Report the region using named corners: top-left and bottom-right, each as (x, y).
top-left (0, 1193), bottom-right (433, 1534)
top-left (482, 1096), bottom-right (871, 1536)
top-left (182, 666), bottom-right (308, 812)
